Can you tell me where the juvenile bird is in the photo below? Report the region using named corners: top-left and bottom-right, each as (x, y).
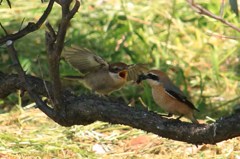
top-left (137, 70), bottom-right (199, 124)
top-left (63, 46), bottom-right (148, 95)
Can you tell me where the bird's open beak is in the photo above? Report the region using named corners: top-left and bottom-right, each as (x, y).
top-left (136, 74), bottom-right (149, 84)
top-left (119, 70), bottom-right (127, 79)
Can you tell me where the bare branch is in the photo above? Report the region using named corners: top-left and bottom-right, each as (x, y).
top-left (45, 0), bottom-right (80, 111)
top-left (0, 0), bottom-right (54, 45)
top-left (186, 0), bottom-right (240, 32)
top-left (67, 0), bottom-right (81, 19)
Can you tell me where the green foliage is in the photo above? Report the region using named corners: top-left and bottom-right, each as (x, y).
top-left (0, 0), bottom-right (240, 119)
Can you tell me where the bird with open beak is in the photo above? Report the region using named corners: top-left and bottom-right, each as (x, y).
top-left (62, 45), bottom-right (148, 95)
top-left (137, 70), bottom-right (199, 124)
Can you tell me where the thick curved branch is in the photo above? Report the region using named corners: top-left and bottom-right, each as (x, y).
top-left (0, 72), bottom-right (239, 145)
top-left (0, 0), bottom-right (54, 45)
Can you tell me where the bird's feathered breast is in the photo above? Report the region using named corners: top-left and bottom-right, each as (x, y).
top-left (151, 70), bottom-right (199, 111)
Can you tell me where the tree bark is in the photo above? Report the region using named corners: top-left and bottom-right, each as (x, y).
top-left (0, 72), bottom-right (239, 145)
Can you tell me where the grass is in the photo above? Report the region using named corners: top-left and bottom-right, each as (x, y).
top-left (0, 0), bottom-right (240, 158)
top-left (0, 108), bottom-right (240, 158)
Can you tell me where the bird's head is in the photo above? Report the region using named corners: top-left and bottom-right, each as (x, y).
top-left (109, 62), bottom-right (128, 72)
top-left (109, 62), bottom-right (128, 80)
top-left (137, 70), bottom-right (166, 86)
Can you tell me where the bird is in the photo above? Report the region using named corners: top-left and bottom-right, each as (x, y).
top-left (137, 70), bottom-right (199, 124)
top-left (62, 45), bottom-right (148, 95)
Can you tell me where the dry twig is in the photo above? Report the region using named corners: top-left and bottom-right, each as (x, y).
top-left (186, 0), bottom-right (240, 32)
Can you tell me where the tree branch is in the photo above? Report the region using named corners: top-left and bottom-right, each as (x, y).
top-left (186, 0), bottom-right (240, 32)
top-left (0, 71), bottom-right (239, 145)
top-left (5, 40), bottom-right (54, 117)
top-left (5, 41), bottom-right (68, 125)
top-left (0, 0), bottom-right (54, 45)
top-left (45, 0), bottom-right (80, 111)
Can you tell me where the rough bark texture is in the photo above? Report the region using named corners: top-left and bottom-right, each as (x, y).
top-left (0, 72), bottom-right (240, 145)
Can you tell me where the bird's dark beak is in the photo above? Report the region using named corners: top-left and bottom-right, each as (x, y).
top-left (136, 74), bottom-right (149, 84)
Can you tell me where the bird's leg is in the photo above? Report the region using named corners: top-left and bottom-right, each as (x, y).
top-left (176, 115), bottom-right (183, 120)
top-left (91, 90), bottom-right (109, 100)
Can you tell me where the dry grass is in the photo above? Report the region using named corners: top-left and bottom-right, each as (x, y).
top-left (0, 108), bottom-right (239, 159)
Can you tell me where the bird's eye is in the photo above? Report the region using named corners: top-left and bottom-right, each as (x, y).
top-left (113, 66), bottom-right (120, 71)
top-left (147, 73), bottom-right (159, 81)
top-left (109, 66), bottom-right (121, 73)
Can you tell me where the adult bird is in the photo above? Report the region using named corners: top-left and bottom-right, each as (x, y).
top-left (137, 70), bottom-right (199, 123)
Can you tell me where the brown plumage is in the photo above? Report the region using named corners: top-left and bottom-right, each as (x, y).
top-left (63, 45), bottom-right (148, 95)
top-left (137, 70), bottom-right (199, 124)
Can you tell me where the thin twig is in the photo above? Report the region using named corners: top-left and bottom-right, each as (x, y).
top-left (7, 0), bottom-right (11, 8)
top-left (0, 0), bottom-right (55, 45)
top-left (186, 0), bottom-right (240, 33)
top-left (205, 31), bottom-right (240, 40)
top-left (37, 55), bottom-right (54, 107)
top-left (18, 18), bottom-right (25, 32)
top-left (219, 0), bottom-right (225, 17)
top-left (0, 22), bottom-right (8, 35)
top-left (45, 22), bottom-right (56, 41)
top-left (5, 40), bottom-right (56, 120)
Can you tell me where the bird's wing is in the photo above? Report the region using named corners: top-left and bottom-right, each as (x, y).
top-left (127, 64), bottom-right (149, 82)
top-left (63, 45), bottom-right (108, 74)
top-left (164, 88), bottom-right (199, 112)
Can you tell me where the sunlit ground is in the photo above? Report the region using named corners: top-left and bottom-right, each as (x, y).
top-left (0, 108), bottom-right (239, 159)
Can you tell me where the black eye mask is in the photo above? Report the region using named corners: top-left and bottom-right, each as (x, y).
top-left (147, 73), bottom-right (159, 81)
top-left (137, 73), bottom-right (159, 83)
